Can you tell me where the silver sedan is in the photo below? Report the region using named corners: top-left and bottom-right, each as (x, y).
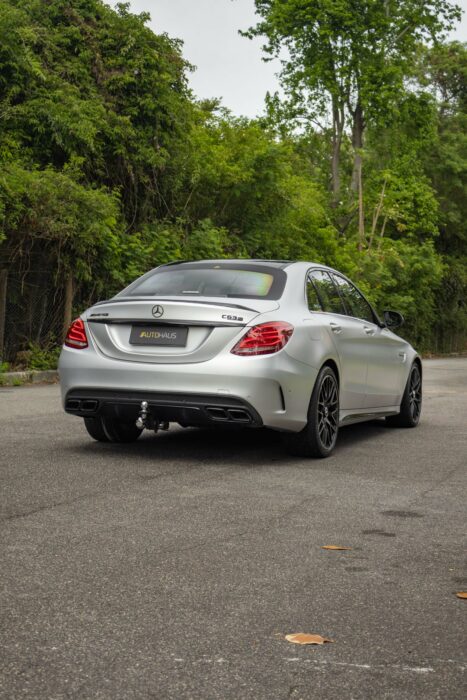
top-left (59, 260), bottom-right (422, 457)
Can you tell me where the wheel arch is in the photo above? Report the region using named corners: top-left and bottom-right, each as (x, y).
top-left (321, 358), bottom-right (340, 386)
top-left (405, 355), bottom-right (422, 390)
top-left (413, 355), bottom-right (422, 376)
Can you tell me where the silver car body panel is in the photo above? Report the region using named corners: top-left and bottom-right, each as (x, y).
top-left (59, 260), bottom-right (419, 432)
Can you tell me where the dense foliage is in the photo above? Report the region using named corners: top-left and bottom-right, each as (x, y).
top-left (0, 0), bottom-right (465, 362)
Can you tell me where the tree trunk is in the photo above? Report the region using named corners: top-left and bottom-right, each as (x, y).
top-left (377, 215), bottom-right (388, 251)
top-left (0, 269), bottom-right (7, 363)
top-left (357, 162), bottom-right (365, 251)
top-left (368, 177), bottom-right (387, 251)
top-left (331, 99), bottom-right (344, 202)
top-left (350, 101), bottom-right (365, 250)
top-left (62, 275), bottom-right (74, 342)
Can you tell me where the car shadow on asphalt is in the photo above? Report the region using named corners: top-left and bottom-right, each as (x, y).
top-left (69, 419), bottom-right (390, 467)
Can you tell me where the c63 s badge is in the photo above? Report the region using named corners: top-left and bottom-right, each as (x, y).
top-left (222, 314), bottom-right (244, 321)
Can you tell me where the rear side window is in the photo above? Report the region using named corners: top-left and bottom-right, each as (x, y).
top-left (306, 276), bottom-right (323, 312)
top-left (309, 270), bottom-right (345, 315)
top-left (331, 274), bottom-right (375, 323)
top-left (122, 264), bottom-right (287, 300)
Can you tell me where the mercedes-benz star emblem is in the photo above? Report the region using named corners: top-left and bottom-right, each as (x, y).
top-left (152, 305), bottom-right (164, 318)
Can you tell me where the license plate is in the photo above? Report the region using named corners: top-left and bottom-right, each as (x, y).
top-left (129, 325), bottom-right (188, 346)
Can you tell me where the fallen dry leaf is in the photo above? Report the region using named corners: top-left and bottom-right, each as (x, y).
top-left (285, 633), bottom-right (334, 645)
top-left (321, 545), bottom-right (352, 551)
top-left (456, 591), bottom-right (467, 599)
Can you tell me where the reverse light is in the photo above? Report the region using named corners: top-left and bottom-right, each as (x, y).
top-left (65, 318), bottom-right (88, 349)
top-left (231, 321), bottom-right (294, 356)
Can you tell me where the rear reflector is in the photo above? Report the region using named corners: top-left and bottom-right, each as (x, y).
top-left (231, 321), bottom-right (293, 356)
top-left (65, 318), bottom-right (88, 349)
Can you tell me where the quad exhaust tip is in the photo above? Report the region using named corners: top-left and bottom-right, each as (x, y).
top-left (205, 406), bottom-right (251, 423)
top-left (66, 398), bottom-right (98, 412)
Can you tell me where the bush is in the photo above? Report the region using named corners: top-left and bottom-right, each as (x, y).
top-left (26, 343), bottom-right (61, 371)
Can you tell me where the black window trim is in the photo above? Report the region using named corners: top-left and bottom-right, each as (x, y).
top-left (305, 268), bottom-right (346, 317)
top-left (305, 267), bottom-right (383, 326)
top-left (330, 272), bottom-right (381, 326)
top-left (305, 274), bottom-right (325, 313)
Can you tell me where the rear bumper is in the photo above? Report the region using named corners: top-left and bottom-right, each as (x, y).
top-left (59, 345), bottom-right (318, 431)
top-left (64, 389), bottom-right (262, 427)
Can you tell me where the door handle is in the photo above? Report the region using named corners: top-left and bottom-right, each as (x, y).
top-left (363, 326), bottom-right (375, 336)
top-left (330, 322), bottom-right (342, 334)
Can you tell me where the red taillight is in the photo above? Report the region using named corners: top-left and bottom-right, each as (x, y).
top-left (64, 318), bottom-right (88, 349)
top-left (231, 321), bottom-right (294, 356)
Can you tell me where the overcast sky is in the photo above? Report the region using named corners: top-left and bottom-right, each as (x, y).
top-left (107, 0), bottom-right (467, 118)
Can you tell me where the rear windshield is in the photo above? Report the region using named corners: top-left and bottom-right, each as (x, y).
top-left (122, 264), bottom-right (287, 300)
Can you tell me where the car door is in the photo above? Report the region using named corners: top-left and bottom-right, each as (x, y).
top-left (363, 325), bottom-right (408, 408)
top-left (330, 273), bottom-right (405, 409)
top-left (308, 270), bottom-right (368, 410)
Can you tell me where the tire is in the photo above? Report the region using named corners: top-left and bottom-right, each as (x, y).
top-left (84, 416), bottom-right (109, 442)
top-left (386, 362), bottom-right (422, 428)
top-left (84, 415), bottom-right (143, 443)
top-left (285, 366), bottom-right (339, 458)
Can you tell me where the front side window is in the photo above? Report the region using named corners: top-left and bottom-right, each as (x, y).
top-left (309, 270), bottom-right (346, 315)
top-left (331, 274), bottom-right (375, 323)
top-left (122, 264), bottom-right (287, 300)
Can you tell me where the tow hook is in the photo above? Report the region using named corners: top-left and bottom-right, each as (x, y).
top-left (135, 401), bottom-right (149, 429)
top-left (136, 401), bottom-right (169, 433)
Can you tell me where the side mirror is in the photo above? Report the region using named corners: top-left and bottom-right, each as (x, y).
top-left (383, 310), bottom-right (404, 329)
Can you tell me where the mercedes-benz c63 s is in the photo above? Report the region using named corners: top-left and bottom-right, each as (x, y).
top-left (59, 260), bottom-right (422, 457)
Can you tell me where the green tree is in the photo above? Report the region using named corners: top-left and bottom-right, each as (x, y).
top-left (0, 0), bottom-right (192, 226)
top-left (246, 0), bottom-right (460, 243)
top-left (420, 41), bottom-right (467, 351)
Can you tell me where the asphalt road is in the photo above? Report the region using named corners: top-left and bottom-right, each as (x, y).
top-left (0, 358), bottom-right (466, 700)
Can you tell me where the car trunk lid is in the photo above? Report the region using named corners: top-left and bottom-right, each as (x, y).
top-left (85, 297), bottom-right (279, 364)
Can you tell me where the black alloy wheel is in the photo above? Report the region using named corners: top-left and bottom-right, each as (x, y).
top-left (408, 364), bottom-right (422, 423)
top-left (386, 362), bottom-right (422, 428)
top-left (285, 365), bottom-right (340, 458)
top-left (317, 373), bottom-right (339, 450)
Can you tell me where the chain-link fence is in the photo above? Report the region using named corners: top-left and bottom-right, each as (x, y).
top-left (0, 269), bottom-right (65, 364)
top-left (0, 243), bottom-right (109, 366)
